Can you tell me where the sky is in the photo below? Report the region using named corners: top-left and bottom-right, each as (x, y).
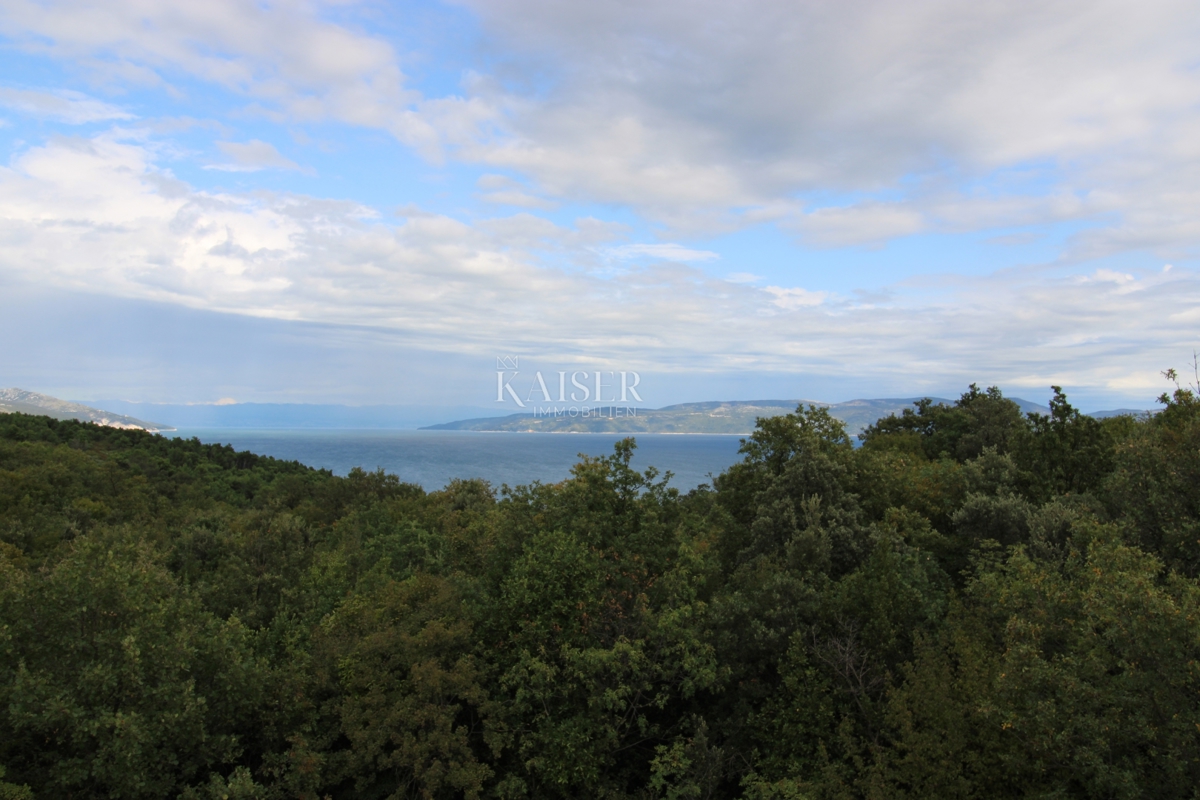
top-left (0, 0), bottom-right (1198, 413)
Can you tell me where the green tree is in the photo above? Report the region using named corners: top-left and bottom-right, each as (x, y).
top-left (1019, 386), bottom-right (1113, 500)
top-left (314, 573), bottom-right (497, 799)
top-left (1105, 380), bottom-right (1200, 576)
top-left (1, 532), bottom-right (262, 797)
top-left (860, 385), bottom-right (1027, 462)
top-left (876, 522), bottom-right (1200, 798)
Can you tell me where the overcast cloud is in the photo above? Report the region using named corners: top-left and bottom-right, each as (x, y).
top-left (0, 0), bottom-right (1196, 406)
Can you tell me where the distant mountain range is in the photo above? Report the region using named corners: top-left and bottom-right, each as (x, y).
top-left (76, 400), bottom-right (497, 430)
top-left (0, 389), bottom-right (173, 432)
top-left (1, 389), bottom-right (1152, 437)
top-left (423, 396), bottom-right (1062, 437)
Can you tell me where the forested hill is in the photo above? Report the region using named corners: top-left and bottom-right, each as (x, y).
top-left (0, 388), bottom-right (172, 432)
top-left (1, 383), bottom-right (1198, 799)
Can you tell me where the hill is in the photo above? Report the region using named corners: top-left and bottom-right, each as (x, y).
top-left (423, 396), bottom-right (1054, 436)
top-left (0, 385), bottom-right (1195, 799)
top-left (0, 388), bottom-right (172, 432)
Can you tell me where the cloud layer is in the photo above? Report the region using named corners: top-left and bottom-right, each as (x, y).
top-left (0, 1), bottom-right (1197, 405)
top-left (0, 132), bottom-right (1192, 401)
top-left (445, 0), bottom-right (1200, 244)
top-left (209, 139), bottom-right (302, 172)
top-left (8, 0), bottom-right (1200, 245)
top-left (0, 87), bottom-right (134, 123)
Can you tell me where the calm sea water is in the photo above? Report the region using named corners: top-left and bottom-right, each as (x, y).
top-left (170, 429), bottom-right (747, 492)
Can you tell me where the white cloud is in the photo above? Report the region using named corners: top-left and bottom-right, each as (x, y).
top-left (0, 87), bottom-right (134, 123)
top-left (791, 203), bottom-right (926, 248)
top-left (456, 0), bottom-right (1199, 175)
top-left (0, 132), bottom-right (1193, 402)
top-left (725, 272), bottom-right (762, 284)
top-left (478, 190), bottom-right (554, 208)
top-left (765, 286), bottom-right (830, 309)
top-left (444, 0), bottom-right (1200, 251)
top-left (208, 139), bottom-right (303, 172)
top-left (789, 190), bottom-right (1103, 248)
top-left (0, 0), bottom-right (440, 146)
top-left (606, 243), bottom-right (719, 262)
top-left (475, 173), bottom-right (553, 208)
top-left (1090, 269), bottom-right (1136, 285)
top-left (7, 0), bottom-right (1200, 258)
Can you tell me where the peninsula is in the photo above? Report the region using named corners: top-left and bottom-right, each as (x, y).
top-left (423, 396), bottom-right (1054, 436)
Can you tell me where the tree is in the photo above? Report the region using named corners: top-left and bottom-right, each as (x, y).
top-left (860, 385), bottom-right (1026, 462)
top-left (1019, 386), bottom-right (1112, 500)
top-left (1, 532), bottom-right (262, 798)
top-left (876, 522), bottom-right (1200, 798)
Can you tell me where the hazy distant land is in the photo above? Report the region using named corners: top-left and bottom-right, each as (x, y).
top-left (0, 388), bottom-right (173, 432)
top-left (3, 389), bottom-right (1148, 437)
top-left (423, 396), bottom-right (1059, 437)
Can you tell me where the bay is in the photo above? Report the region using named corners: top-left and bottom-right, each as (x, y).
top-left (170, 429), bottom-right (747, 491)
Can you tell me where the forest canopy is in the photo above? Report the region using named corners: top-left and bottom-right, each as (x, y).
top-left (1, 380), bottom-right (1198, 799)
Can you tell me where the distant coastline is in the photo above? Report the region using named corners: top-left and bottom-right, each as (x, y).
top-left (420, 398), bottom-right (985, 437)
top-left (0, 388), bottom-right (173, 432)
top-left (2, 389), bottom-right (1145, 436)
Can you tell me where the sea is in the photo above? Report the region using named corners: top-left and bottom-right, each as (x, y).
top-left (169, 429), bottom-right (748, 492)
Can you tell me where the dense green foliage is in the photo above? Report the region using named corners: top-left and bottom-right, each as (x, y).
top-left (1, 381), bottom-right (1198, 799)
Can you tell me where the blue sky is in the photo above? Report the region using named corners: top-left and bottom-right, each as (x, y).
top-left (0, 0), bottom-right (1198, 412)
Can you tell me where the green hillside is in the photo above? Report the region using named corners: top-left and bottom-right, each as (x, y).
top-left (1, 382), bottom-right (1197, 799)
